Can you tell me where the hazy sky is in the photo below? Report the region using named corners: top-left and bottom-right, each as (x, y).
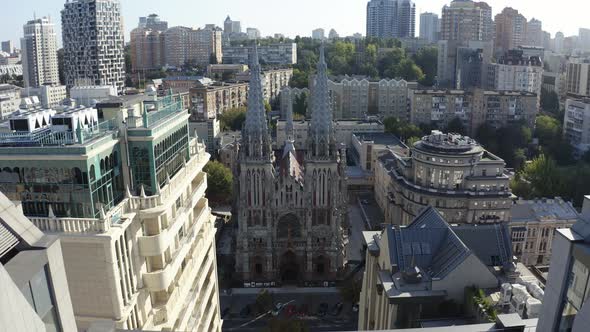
top-left (1, 0), bottom-right (588, 48)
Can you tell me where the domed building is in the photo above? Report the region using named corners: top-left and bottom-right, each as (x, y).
top-left (378, 130), bottom-right (512, 225)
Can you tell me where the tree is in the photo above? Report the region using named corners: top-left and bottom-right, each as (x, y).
top-left (289, 68), bottom-right (309, 88)
top-left (219, 107), bottom-right (247, 131)
top-left (513, 148), bottom-right (527, 172)
top-left (203, 161), bottom-right (233, 205)
top-left (445, 117), bottom-right (467, 136)
top-left (383, 117), bottom-right (424, 139)
top-left (520, 154), bottom-right (564, 198)
top-left (264, 100), bottom-right (272, 113)
top-left (413, 47), bottom-right (438, 86)
top-left (255, 290), bottom-right (273, 314)
top-left (540, 88), bottom-right (560, 115)
top-left (293, 92), bottom-right (308, 117)
top-left (535, 115), bottom-right (562, 146)
top-left (396, 58), bottom-right (425, 82)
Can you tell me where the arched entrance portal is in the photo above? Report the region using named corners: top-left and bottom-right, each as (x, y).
top-left (280, 251), bottom-right (299, 283)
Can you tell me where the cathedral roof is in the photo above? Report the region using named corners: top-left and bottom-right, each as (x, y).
top-left (279, 149), bottom-right (304, 183)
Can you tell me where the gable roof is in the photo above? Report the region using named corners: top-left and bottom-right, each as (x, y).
top-left (382, 206), bottom-right (514, 279)
top-left (384, 207), bottom-right (471, 279)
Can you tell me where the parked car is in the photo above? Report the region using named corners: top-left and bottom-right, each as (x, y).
top-left (317, 302), bottom-right (329, 317)
top-left (352, 303), bottom-right (359, 312)
top-left (239, 305), bottom-right (251, 318)
top-left (330, 302), bottom-right (343, 316)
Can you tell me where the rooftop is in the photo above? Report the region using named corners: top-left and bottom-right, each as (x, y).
top-left (511, 197), bottom-right (579, 223)
top-left (354, 132), bottom-right (403, 146)
top-left (415, 130), bottom-right (483, 154)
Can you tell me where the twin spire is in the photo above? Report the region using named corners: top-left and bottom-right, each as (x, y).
top-left (242, 42), bottom-right (333, 159)
top-left (242, 41), bottom-right (271, 158)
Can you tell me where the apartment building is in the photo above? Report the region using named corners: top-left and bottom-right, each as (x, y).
top-left (566, 58), bottom-right (590, 98)
top-left (0, 192), bottom-right (77, 332)
top-left (22, 85), bottom-right (67, 109)
top-left (61, 0), bottom-right (125, 93)
top-left (163, 26), bottom-right (223, 68)
top-left (366, 0), bottom-right (416, 39)
top-left (0, 84), bottom-right (22, 119)
top-left (376, 131), bottom-right (512, 226)
top-left (419, 12), bottom-right (439, 43)
top-left (410, 89), bottom-right (538, 135)
top-left (0, 94), bottom-right (221, 331)
top-left (359, 207), bottom-right (513, 330)
top-left (510, 198), bottom-right (578, 266)
top-left (189, 82), bottom-right (248, 120)
top-left (471, 89), bottom-right (538, 132)
top-left (494, 8), bottom-right (528, 56)
top-left (322, 78), bottom-right (415, 121)
top-left (20, 17), bottom-right (59, 88)
top-left (276, 119), bottom-right (385, 150)
top-left (222, 43), bottom-right (297, 65)
top-left (487, 50), bottom-right (544, 95)
top-left (235, 68), bottom-right (292, 104)
top-left (130, 27), bottom-right (165, 72)
top-left (563, 97), bottom-right (590, 155)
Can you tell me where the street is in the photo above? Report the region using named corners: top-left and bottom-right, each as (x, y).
top-left (220, 287), bottom-right (359, 331)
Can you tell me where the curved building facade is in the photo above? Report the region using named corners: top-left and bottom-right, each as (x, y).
top-left (380, 130), bottom-right (512, 225)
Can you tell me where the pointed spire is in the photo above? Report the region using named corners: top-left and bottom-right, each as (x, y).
top-left (99, 206), bottom-right (106, 220)
top-left (309, 42), bottom-right (333, 157)
top-left (140, 185), bottom-right (147, 198)
top-left (285, 90), bottom-right (294, 143)
top-left (125, 185), bottom-right (132, 198)
top-left (242, 40), bottom-right (271, 159)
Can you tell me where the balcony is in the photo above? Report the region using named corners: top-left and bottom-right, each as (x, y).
top-left (137, 192), bottom-right (209, 257)
top-left (142, 204), bottom-right (211, 291)
top-left (149, 227), bottom-right (216, 328)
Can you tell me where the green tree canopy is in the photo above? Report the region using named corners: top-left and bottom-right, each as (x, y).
top-left (203, 161), bottom-right (233, 205)
top-left (219, 107), bottom-right (247, 131)
top-left (413, 46), bottom-right (438, 86)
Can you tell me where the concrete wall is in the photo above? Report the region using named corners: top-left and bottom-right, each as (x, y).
top-left (537, 230), bottom-right (574, 332)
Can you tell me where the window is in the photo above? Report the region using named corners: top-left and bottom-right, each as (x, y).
top-left (558, 259), bottom-right (590, 331)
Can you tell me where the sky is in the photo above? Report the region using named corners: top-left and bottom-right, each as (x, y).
top-left (1, 0), bottom-right (588, 49)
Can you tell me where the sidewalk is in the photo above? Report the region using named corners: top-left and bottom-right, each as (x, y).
top-left (227, 286), bottom-right (340, 295)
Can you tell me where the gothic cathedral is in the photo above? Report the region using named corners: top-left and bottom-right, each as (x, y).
top-left (234, 44), bottom-right (348, 284)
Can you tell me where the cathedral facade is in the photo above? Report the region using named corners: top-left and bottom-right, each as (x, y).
top-left (234, 45), bottom-right (348, 284)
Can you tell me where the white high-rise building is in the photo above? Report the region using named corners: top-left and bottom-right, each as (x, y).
top-left (419, 12), bottom-right (439, 43)
top-left (20, 17), bottom-right (59, 88)
top-left (61, 0), bottom-right (125, 93)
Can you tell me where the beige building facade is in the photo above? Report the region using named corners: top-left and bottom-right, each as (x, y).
top-left (0, 95), bottom-right (222, 331)
top-left (510, 198), bottom-right (578, 266)
top-left (410, 89), bottom-right (538, 135)
top-left (376, 131), bottom-right (512, 226)
top-left (189, 82), bottom-right (248, 120)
